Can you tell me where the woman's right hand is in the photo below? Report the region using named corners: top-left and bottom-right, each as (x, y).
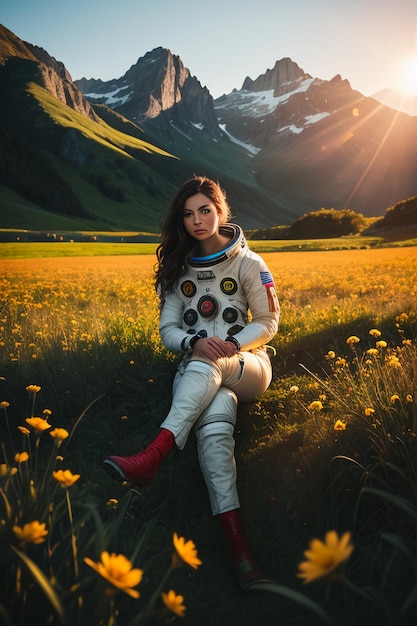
top-left (192, 336), bottom-right (237, 360)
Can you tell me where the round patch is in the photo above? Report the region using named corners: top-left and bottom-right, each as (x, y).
top-left (220, 277), bottom-right (238, 295)
top-left (227, 325), bottom-right (244, 336)
top-left (183, 309), bottom-right (198, 326)
top-left (181, 280), bottom-right (197, 297)
top-left (198, 295), bottom-right (219, 319)
top-left (223, 307), bottom-right (238, 323)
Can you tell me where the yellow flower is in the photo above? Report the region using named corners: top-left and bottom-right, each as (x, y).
top-left (308, 400), bottom-right (323, 411)
top-left (396, 312), bottom-right (409, 323)
top-left (364, 407), bottom-right (375, 417)
top-left (25, 417), bottom-right (51, 432)
top-left (366, 348), bottom-right (378, 356)
top-left (346, 336), bottom-right (360, 345)
top-left (376, 340), bottom-right (387, 349)
top-left (369, 328), bottom-right (381, 338)
top-left (297, 530), bottom-right (354, 583)
top-left (402, 339), bottom-right (412, 346)
top-left (334, 420), bottom-right (346, 431)
top-left (13, 520), bottom-right (48, 546)
top-left (0, 401), bottom-right (10, 408)
top-left (406, 395), bottom-right (413, 403)
top-left (326, 350), bottom-right (336, 360)
top-left (162, 589), bottom-right (186, 617)
top-left (17, 426), bottom-right (31, 435)
top-left (14, 451), bottom-right (29, 463)
top-left (386, 355), bottom-right (401, 369)
top-left (390, 395), bottom-right (400, 403)
top-left (1, 464), bottom-right (18, 478)
top-left (289, 385), bottom-right (299, 393)
top-left (84, 551), bottom-right (143, 598)
top-left (26, 385), bottom-right (41, 394)
top-left (173, 533), bottom-right (202, 569)
top-left (53, 469), bottom-right (80, 487)
top-left (49, 428), bottom-right (69, 443)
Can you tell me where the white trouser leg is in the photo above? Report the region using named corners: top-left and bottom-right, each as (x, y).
top-left (160, 360), bottom-right (222, 449)
top-left (195, 388), bottom-right (239, 515)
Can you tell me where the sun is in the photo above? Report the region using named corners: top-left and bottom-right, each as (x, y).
top-left (398, 57), bottom-right (417, 95)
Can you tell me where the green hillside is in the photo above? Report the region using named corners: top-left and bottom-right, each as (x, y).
top-left (0, 47), bottom-right (300, 231)
top-left (0, 76), bottom-right (186, 231)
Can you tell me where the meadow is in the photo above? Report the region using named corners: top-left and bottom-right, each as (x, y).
top-left (0, 245), bottom-right (416, 626)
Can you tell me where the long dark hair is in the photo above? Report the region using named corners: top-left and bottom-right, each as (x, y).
top-left (155, 176), bottom-right (232, 297)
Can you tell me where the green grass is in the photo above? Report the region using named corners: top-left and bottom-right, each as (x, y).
top-left (28, 82), bottom-right (176, 161)
top-left (0, 242), bottom-right (158, 258)
top-left (1, 81), bottom-right (184, 233)
top-left (0, 185), bottom-right (96, 230)
top-left (3, 235), bottom-right (417, 259)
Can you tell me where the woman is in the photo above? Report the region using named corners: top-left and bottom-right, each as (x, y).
top-left (104, 176), bottom-right (279, 591)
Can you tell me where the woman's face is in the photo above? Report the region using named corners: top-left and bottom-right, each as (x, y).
top-left (183, 192), bottom-right (220, 242)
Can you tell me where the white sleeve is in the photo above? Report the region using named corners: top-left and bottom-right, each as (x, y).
top-left (159, 291), bottom-right (192, 354)
top-left (233, 253), bottom-right (279, 352)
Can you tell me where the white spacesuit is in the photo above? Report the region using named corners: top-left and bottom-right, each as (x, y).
top-left (159, 223), bottom-right (280, 515)
top-left (105, 222), bottom-right (280, 590)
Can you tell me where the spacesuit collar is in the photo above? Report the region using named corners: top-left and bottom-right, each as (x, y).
top-left (188, 224), bottom-right (246, 267)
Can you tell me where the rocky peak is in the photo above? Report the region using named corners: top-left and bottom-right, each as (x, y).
top-left (121, 47), bottom-right (191, 118)
top-left (25, 42), bottom-right (99, 122)
top-left (0, 24), bottom-right (37, 64)
top-left (0, 25), bottom-right (98, 122)
top-left (77, 47), bottom-right (221, 142)
top-left (242, 57), bottom-right (310, 95)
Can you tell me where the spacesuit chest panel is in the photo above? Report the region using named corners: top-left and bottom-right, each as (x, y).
top-left (176, 253), bottom-right (248, 339)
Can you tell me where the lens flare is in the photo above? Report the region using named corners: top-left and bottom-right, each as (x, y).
top-left (398, 57), bottom-right (417, 94)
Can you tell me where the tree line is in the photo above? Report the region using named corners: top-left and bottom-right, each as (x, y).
top-left (250, 199), bottom-right (417, 240)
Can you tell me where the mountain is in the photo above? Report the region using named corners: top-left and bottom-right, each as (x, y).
top-left (0, 25), bottom-right (182, 233)
top-left (0, 25), bottom-right (293, 232)
top-left (1, 22), bottom-right (417, 234)
top-left (214, 66), bottom-right (417, 215)
top-left (75, 51), bottom-right (417, 219)
top-left (76, 47), bottom-right (222, 146)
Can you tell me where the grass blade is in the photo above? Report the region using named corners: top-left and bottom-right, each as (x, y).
top-left (11, 546), bottom-right (66, 625)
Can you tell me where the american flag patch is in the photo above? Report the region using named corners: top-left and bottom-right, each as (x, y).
top-left (260, 271), bottom-right (274, 287)
top-left (260, 271), bottom-right (278, 312)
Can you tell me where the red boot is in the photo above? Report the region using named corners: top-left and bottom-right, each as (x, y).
top-left (218, 509), bottom-right (271, 591)
top-left (104, 428), bottom-right (175, 487)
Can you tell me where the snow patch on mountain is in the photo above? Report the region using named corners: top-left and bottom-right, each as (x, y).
top-left (215, 78), bottom-right (316, 118)
top-left (84, 85), bottom-right (133, 106)
top-left (219, 124), bottom-right (260, 155)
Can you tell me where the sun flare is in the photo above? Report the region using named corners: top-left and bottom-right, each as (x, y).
top-left (398, 57), bottom-right (417, 95)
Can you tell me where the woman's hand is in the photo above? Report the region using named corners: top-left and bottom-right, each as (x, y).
top-left (192, 336), bottom-right (237, 360)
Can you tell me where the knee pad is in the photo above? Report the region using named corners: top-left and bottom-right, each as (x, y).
top-left (196, 420), bottom-right (235, 441)
top-left (195, 387), bottom-right (237, 432)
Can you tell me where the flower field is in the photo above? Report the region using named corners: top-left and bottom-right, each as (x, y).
top-left (0, 246), bottom-right (416, 625)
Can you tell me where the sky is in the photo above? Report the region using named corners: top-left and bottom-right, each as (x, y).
top-left (2, 0), bottom-right (417, 99)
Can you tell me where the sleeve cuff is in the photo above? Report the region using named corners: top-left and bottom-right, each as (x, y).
top-left (181, 334), bottom-right (201, 352)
